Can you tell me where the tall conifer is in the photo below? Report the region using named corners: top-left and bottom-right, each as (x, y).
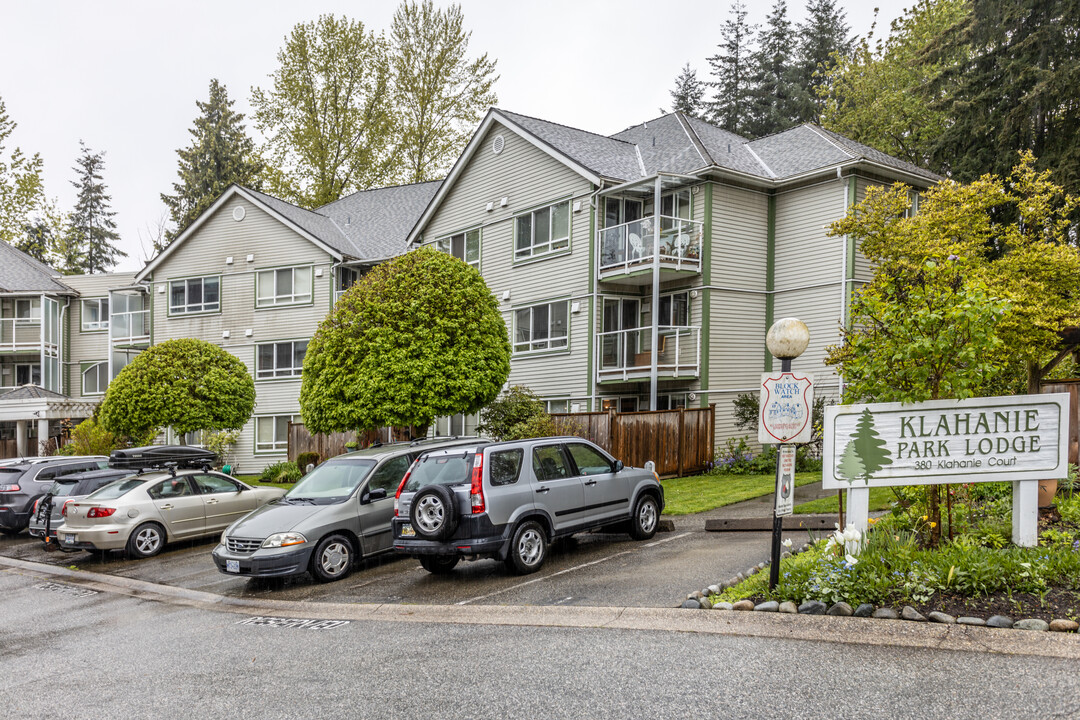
top-left (706, 1), bottom-right (757, 135)
top-left (794, 0), bottom-right (853, 124)
top-left (67, 143), bottom-right (125, 274)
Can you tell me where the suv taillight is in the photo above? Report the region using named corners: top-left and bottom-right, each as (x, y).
top-left (0, 483), bottom-right (20, 492)
top-left (86, 507), bottom-right (116, 518)
top-left (32, 497), bottom-right (41, 513)
top-left (394, 460), bottom-right (418, 517)
top-left (470, 452), bottom-right (485, 514)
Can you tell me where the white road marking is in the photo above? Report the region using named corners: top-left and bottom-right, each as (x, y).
top-left (455, 532), bottom-right (693, 605)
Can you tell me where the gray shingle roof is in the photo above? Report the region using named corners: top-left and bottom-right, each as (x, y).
top-left (495, 109), bottom-right (644, 181)
top-left (811, 126), bottom-right (941, 182)
top-left (243, 182), bottom-right (442, 260)
top-left (610, 114), bottom-right (707, 176)
top-left (0, 384), bottom-right (69, 401)
top-left (0, 241), bottom-right (73, 294)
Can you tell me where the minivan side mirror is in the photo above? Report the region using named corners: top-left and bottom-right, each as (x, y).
top-left (362, 487), bottom-right (388, 504)
top-left (613, 460), bottom-right (624, 472)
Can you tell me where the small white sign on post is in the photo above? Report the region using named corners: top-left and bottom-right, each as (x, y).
top-left (822, 393), bottom-right (1070, 547)
top-left (775, 444), bottom-right (796, 516)
top-left (759, 372), bottom-right (815, 444)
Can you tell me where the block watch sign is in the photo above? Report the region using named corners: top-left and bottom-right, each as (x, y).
top-left (759, 372), bottom-right (814, 444)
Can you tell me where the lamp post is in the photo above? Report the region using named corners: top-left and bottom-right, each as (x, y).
top-left (764, 318), bottom-right (810, 590)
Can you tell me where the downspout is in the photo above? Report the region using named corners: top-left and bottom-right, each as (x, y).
top-left (650, 175), bottom-right (661, 410)
top-left (588, 183), bottom-right (606, 411)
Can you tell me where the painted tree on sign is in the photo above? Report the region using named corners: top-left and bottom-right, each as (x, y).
top-left (836, 440), bottom-right (866, 485)
top-left (851, 409), bottom-right (892, 478)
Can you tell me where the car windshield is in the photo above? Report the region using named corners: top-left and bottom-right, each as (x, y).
top-left (86, 478), bottom-right (148, 500)
top-left (283, 459), bottom-right (376, 504)
top-left (403, 452), bottom-right (475, 493)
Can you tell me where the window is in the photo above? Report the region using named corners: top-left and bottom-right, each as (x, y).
top-left (14, 298), bottom-right (40, 324)
top-left (657, 393), bottom-right (688, 411)
top-left (532, 445), bottom-right (571, 481)
top-left (15, 363), bottom-right (41, 386)
top-left (434, 413), bottom-right (470, 437)
top-left (81, 298), bottom-right (109, 331)
top-left (367, 456), bottom-right (412, 494)
top-left (193, 475), bottom-right (241, 494)
top-left (336, 266), bottom-right (367, 299)
top-left (257, 267), bottom-right (312, 307)
top-left (172, 429), bottom-right (206, 446)
top-left (489, 449), bottom-right (523, 486)
top-left (257, 340), bottom-right (308, 379)
top-left (515, 201), bottom-right (570, 259)
top-left (148, 478), bottom-right (194, 499)
top-left (604, 198), bottom-right (643, 227)
top-left (82, 362), bottom-right (109, 395)
top-left (437, 229), bottom-right (480, 269)
top-left (657, 292), bottom-right (689, 327)
top-left (600, 397), bottom-right (638, 413)
top-left (255, 415), bottom-right (296, 453)
top-left (514, 301), bottom-right (569, 353)
top-left (659, 189), bottom-right (691, 219)
top-left (547, 400), bottom-right (568, 414)
top-left (566, 443), bottom-right (612, 476)
top-left (169, 276), bottom-right (220, 314)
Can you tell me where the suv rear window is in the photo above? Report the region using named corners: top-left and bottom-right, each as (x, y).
top-left (403, 452), bottom-right (474, 493)
top-left (49, 479), bottom-right (80, 497)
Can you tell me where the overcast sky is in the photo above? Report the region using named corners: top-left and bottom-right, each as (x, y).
top-left (1, 0), bottom-right (911, 271)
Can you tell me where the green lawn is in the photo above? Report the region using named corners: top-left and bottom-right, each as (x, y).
top-left (661, 472), bottom-right (819, 515)
top-left (792, 485), bottom-right (896, 515)
top-left (237, 474), bottom-right (296, 491)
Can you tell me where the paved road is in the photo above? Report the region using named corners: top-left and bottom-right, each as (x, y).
top-left (2, 566), bottom-right (1076, 720)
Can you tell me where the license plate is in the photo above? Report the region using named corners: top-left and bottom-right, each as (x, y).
top-left (64, 534), bottom-right (76, 544)
top-left (400, 524), bottom-right (415, 538)
top-left (226, 559), bottom-right (240, 573)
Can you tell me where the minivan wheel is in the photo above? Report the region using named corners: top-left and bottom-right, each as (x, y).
top-left (418, 555), bottom-right (460, 574)
top-left (410, 485), bottom-right (459, 541)
top-left (126, 523), bottom-right (166, 558)
top-left (629, 494), bottom-right (659, 540)
top-left (504, 521), bottom-right (547, 575)
top-left (310, 534), bottom-right (354, 583)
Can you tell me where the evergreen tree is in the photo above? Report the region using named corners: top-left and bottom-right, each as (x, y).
top-left (161, 79), bottom-right (264, 245)
top-left (794, 0), bottom-right (853, 124)
top-left (668, 63), bottom-right (706, 117)
top-left (0, 96), bottom-right (48, 250)
top-left (17, 219), bottom-right (53, 263)
top-left (67, 142), bottom-right (125, 274)
top-left (930, 0), bottom-right (1080, 194)
top-left (706, 1), bottom-right (757, 135)
top-left (836, 439), bottom-right (866, 484)
top-left (850, 408), bottom-right (893, 478)
top-left (745, 0), bottom-right (805, 137)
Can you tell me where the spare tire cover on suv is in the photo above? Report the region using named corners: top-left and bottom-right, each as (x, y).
top-left (410, 484), bottom-right (459, 541)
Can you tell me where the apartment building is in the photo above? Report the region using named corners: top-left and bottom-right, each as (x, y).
top-left (0, 107), bottom-right (935, 470)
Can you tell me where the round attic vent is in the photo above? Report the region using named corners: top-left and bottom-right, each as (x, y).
top-left (492, 134), bottom-right (505, 155)
top-left (232, 206), bottom-right (246, 222)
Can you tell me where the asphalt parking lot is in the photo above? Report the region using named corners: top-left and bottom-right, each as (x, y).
top-left (0, 517), bottom-right (815, 607)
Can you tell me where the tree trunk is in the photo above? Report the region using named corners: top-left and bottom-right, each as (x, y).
top-left (1027, 359), bottom-right (1041, 395)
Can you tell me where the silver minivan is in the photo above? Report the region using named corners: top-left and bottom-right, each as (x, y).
top-left (212, 438), bottom-right (482, 582)
top-left (393, 437), bottom-right (664, 574)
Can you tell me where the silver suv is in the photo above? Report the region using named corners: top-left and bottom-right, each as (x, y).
top-left (392, 437), bottom-right (664, 574)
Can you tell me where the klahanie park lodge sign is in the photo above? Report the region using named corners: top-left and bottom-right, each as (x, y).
top-left (822, 394), bottom-right (1070, 546)
top-left (823, 394), bottom-right (1069, 489)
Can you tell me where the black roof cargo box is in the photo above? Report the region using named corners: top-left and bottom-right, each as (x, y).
top-left (109, 445), bottom-right (217, 470)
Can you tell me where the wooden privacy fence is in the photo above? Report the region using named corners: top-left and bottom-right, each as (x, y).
top-left (551, 405), bottom-right (715, 478)
top-left (287, 423), bottom-right (421, 463)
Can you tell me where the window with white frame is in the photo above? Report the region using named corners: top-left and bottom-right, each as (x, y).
top-left (656, 393), bottom-right (688, 410)
top-left (14, 298), bottom-right (40, 324)
top-left (81, 298), bottom-right (109, 331)
top-left (256, 340), bottom-right (308, 379)
top-left (170, 428), bottom-right (206, 446)
top-left (255, 415), bottom-right (297, 453)
top-left (514, 301), bottom-right (569, 353)
top-left (82, 361), bottom-right (109, 395)
top-left (546, 400), bottom-right (569, 414)
top-left (169, 276), bottom-right (220, 314)
top-left (437, 229), bottom-right (480, 269)
top-left (15, 363), bottom-right (41, 386)
top-left (657, 292), bottom-right (690, 327)
top-left (257, 267), bottom-right (312, 307)
top-left (515, 201), bottom-right (570, 259)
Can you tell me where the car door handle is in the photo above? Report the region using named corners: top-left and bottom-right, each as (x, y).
top-left (584, 480), bottom-right (597, 486)
top-left (206, 498), bottom-right (219, 505)
top-left (158, 504), bottom-right (173, 510)
top-left (536, 487), bottom-right (550, 494)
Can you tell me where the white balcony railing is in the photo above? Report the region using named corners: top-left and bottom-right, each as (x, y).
top-left (110, 310), bottom-right (150, 345)
top-left (0, 318), bottom-right (44, 353)
top-left (596, 325), bottom-right (700, 382)
top-left (597, 215), bottom-right (703, 277)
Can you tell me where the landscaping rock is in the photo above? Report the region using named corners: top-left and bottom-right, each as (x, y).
top-left (735, 572), bottom-right (745, 582)
top-left (781, 551), bottom-right (792, 559)
top-left (698, 598), bottom-right (713, 610)
top-left (688, 591), bottom-right (703, 600)
top-left (901, 606), bottom-right (926, 622)
top-left (853, 604), bottom-right (875, 618)
top-left (798, 600), bottom-right (827, 615)
top-left (986, 615), bottom-right (1014, 629)
top-left (707, 585), bottom-right (721, 595)
top-left (928, 612), bottom-right (956, 624)
top-left (731, 600), bottom-right (755, 611)
top-left (746, 567), bottom-right (758, 576)
top-left (957, 617), bottom-right (987, 626)
top-left (680, 599), bottom-right (701, 609)
top-left (701, 589), bottom-right (711, 598)
top-left (778, 601), bottom-right (798, 614)
top-left (1049, 619), bottom-right (1079, 632)
top-left (758, 562), bottom-right (767, 570)
top-left (827, 602), bottom-right (853, 617)
top-left (872, 608), bottom-right (899, 619)
top-left (1013, 619), bottom-right (1049, 632)
top-left (712, 602), bottom-right (733, 611)
top-left (754, 601), bottom-right (780, 612)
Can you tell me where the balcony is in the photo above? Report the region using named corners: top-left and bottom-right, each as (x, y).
top-left (597, 215), bottom-right (702, 283)
top-left (110, 309), bottom-right (150, 346)
top-left (596, 325), bottom-right (700, 382)
top-left (0, 318), bottom-right (44, 353)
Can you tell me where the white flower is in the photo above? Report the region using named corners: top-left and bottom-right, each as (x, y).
top-left (782, 538), bottom-right (793, 549)
top-left (845, 554), bottom-right (859, 565)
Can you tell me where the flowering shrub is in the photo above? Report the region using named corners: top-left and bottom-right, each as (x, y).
top-left (706, 437), bottom-right (821, 476)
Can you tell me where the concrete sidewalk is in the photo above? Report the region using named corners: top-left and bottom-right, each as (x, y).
top-left (665, 480), bottom-right (842, 531)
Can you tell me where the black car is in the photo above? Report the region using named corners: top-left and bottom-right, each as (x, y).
top-left (28, 468), bottom-right (134, 543)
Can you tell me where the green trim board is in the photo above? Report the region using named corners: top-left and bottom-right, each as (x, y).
top-left (764, 192), bottom-right (776, 372)
top-left (844, 175), bottom-right (857, 328)
top-left (700, 183), bottom-right (712, 404)
top-left (587, 189), bottom-right (595, 411)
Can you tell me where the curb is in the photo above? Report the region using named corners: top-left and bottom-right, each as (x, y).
top-left (704, 515), bottom-right (838, 532)
top-left (2, 555), bottom-right (1078, 659)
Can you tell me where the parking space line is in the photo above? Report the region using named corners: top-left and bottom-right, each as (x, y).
top-left (455, 532), bottom-right (693, 605)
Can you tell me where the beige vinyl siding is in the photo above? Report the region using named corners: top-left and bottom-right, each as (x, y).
top-left (711, 183), bottom-right (769, 290)
top-left (851, 176), bottom-right (883, 284)
top-left (61, 272), bottom-right (137, 400)
top-left (422, 122), bottom-right (594, 405)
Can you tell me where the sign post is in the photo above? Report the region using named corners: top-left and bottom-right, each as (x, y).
top-left (761, 318), bottom-right (812, 590)
top-left (822, 393), bottom-right (1070, 546)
